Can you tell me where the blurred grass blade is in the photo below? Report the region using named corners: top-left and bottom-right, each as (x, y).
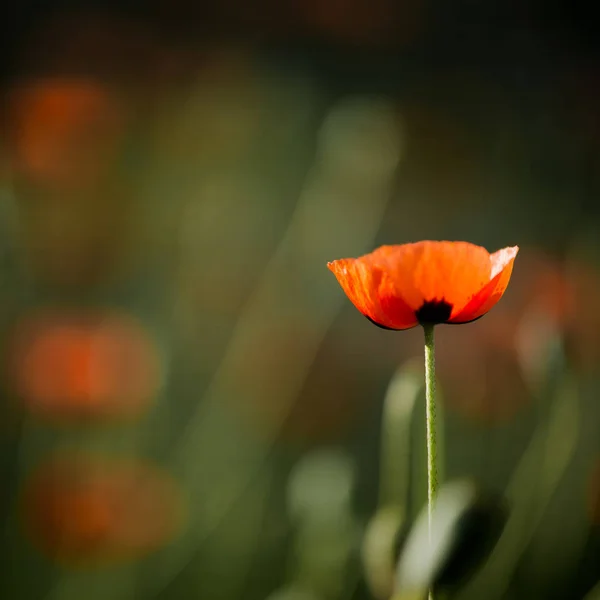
top-left (460, 373), bottom-right (579, 599)
top-left (379, 358), bottom-right (424, 508)
top-left (584, 581), bottom-right (600, 600)
top-left (153, 96), bottom-right (404, 595)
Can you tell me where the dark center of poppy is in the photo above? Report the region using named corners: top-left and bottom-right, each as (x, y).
top-left (415, 299), bottom-right (453, 325)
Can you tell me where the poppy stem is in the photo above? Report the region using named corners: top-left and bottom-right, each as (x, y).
top-left (423, 323), bottom-right (437, 546)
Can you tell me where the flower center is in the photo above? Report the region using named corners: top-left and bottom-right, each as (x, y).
top-left (416, 299), bottom-right (453, 325)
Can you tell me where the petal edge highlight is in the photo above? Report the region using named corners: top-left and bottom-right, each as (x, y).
top-left (450, 246), bottom-right (518, 323)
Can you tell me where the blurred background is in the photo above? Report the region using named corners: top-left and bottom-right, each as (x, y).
top-left (0, 1), bottom-right (599, 599)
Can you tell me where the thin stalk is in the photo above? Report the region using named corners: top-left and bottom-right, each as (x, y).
top-left (423, 323), bottom-right (437, 600)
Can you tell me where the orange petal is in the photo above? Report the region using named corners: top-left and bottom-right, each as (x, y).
top-left (327, 258), bottom-right (417, 330)
top-left (369, 242), bottom-right (494, 311)
top-left (450, 246), bottom-right (519, 323)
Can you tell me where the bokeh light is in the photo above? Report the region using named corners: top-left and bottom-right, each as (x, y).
top-left (8, 309), bottom-right (164, 423)
top-left (436, 249), bottom-right (600, 423)
top-left (21, 451), bottom-right (185, 567)
top-left (6, 77), bottom-right (128, 188)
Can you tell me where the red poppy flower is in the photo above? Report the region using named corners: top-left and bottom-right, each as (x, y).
top-left (327, 241), bottom-right (518, 330)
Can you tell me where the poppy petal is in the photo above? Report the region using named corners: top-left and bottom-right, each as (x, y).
top-left (369, 242), bottom-right (493, 312)
top-left (450, 246), bottom-right (518, 323)
top-left (327, 259), bottom-right (417, 330)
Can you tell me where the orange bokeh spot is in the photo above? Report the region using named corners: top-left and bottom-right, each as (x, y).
top-left (518, 251), bottom-right (600, 374)
top-left (562, 261), bottom-right (600, 373)
top-left (7, 77), bottom-right (126, 188)
top-left (9, 310), bottom-right (163, 423)
top-left (435, 248), bottom-right (600, 423)
top-left (21, 452), bottom-right (185, 566)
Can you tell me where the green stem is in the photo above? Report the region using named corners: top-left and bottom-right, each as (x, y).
top-left (423, 323), bottom-right (437, 600)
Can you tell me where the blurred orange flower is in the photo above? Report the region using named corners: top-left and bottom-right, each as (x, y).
top-left (9, 310), bottom-right (163, 423)
top-left (561, 259), bottom-right (600, 373)
top-left (434, 249), bottom-right (600, 423)
top-left (514, 250), bottom-right (600, 375)
top-left (7, 77), bottom-right (126, 188)
top-left (21, 453), bottom-right (185, 566)
top-left (328, 241), bottom-right (518, 330)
